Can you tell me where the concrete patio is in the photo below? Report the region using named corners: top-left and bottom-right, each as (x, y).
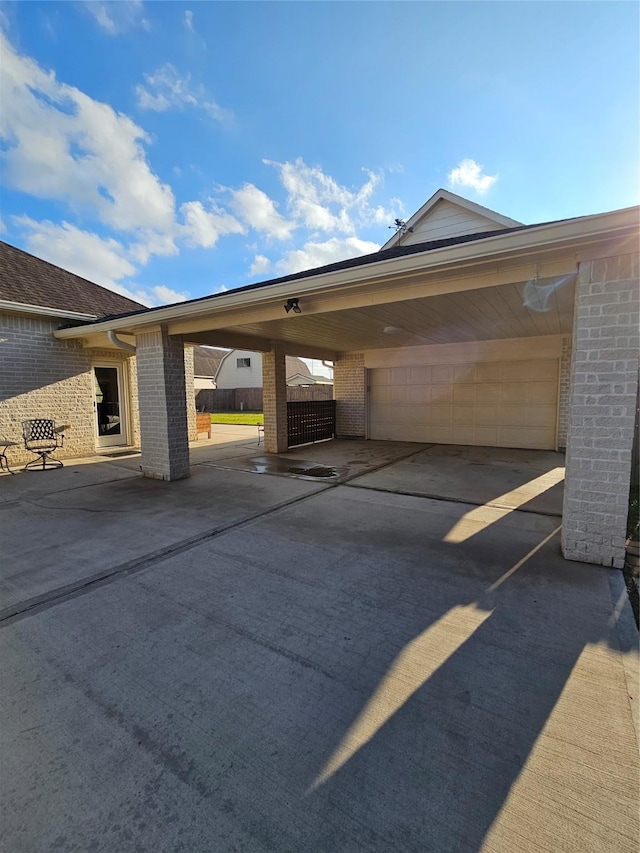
top-left (1, 433), bottom-right (638, 852)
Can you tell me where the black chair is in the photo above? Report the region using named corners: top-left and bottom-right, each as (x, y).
top-left (22, 419), bottom-right (65, 470)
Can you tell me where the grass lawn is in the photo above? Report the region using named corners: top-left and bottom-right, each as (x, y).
top-left (209, 412), bottom-right (263, 426)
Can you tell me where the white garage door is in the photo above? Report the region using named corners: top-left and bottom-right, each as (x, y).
top-left (368, 359), bottom-right (559, 450)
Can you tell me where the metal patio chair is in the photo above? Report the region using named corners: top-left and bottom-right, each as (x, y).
top-left (22, 418), bottom-right (65, 470)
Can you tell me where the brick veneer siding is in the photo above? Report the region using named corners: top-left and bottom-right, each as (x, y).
top-left (136, 328), bottom-right (191, 480)
top-left (562, 252), bottom-right (640, 568)
top-left (0, 314), bottom-right (137, 465)
top-left (334, 353), bottom-right (366, 438)
top-left (557, 335), bottom-right (572, 450)
top-left (184, 346), bottom-right (197, 442)
top-left (262, 344), bottom-right (288, 453)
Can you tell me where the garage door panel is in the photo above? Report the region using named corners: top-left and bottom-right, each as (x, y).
top-left (428, 405), bottom-right (453, 423)
top-left (453, 384), bottom-right (476, 403)
top-left (526, 382), bottom-right (558, 404)
top-left (390, 387), bottom-right (411, 405)
top-left (454, 365), bottom-right (477, 383)
top-left (474, 427), bottom-right (499, 445)
top-left (501, 383), bottom-right (527, 403)
top-left (369, 387), bottom-right (392, 404)
top-left (431, 386), bottom-right (453, 403)
top-left (476, 383), bottom-right (501, 404)
top-left (477, 363), bottom-right (503, 383)
top-left (529, 360), bottom-right (559, 380)
top-left (390, 367), bottom-right (411, 385)
top-left (452, 426), bottom-right (476, 443)
top-left (525, 406), bottom-right (557, 428)
top-left (499, 427), bottom-right (553, 449)
top-left (369, 356), bottom-right (559, 450)
top-left (432, 365), bottom-right (454, 384)
top-left (410, 385), bottom-right (431, 405)
top-left (409, 366), bottom-right (431, 384)
top-left (369, 368), bottom-right (391, 386)
top-left (498, 406), bottom-right (529, 426)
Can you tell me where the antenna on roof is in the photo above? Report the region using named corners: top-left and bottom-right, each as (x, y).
top-left (389, 218), bottom-right (413, 235)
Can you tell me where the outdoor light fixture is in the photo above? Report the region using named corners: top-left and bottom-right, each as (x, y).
top-left (284, 298), bottom-right (301, 314)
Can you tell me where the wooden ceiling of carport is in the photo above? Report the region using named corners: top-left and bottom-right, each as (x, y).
top-left (187, 277), bottom-right (576, 354)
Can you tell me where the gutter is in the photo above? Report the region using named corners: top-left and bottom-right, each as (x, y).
top-left (0, 299), bottom-right (97, 322)
top-left (107, 330), bottom-right (136, 353)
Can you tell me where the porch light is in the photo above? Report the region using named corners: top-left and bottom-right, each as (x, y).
top-left (284, 298), bottom-right (301, 314)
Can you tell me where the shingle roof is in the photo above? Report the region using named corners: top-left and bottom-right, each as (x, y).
top-left (193, 346), bottom-right (226, 377)
top-left (0, 241), bottom-right (146, 317)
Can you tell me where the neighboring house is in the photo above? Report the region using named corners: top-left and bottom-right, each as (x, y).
top-left (0, 241), bottom-right (197, 466)
top-left (286, 373), bottom-right (333, 386)
top-left (193, 346), bottom-right (226, 390)
top-left (7, 190), bottom-right (640, 570)
top-left (214, 350), bottom-right (320, 388)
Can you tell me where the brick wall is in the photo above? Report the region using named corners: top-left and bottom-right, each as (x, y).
top-left (557, 335), bottom-right (572, 450)
top-left (0, 314), bottom-right (135, 465)
top-left (0, 313), bottom-right (194, 469)
top-left (334, 353), bottom-right (366, 438)
top-left (184, 345), bottom-right (197, 442)
top-left (562, 252), bottom-right (640, 567)
top-left (262, 344), bottom-right (288, 452)
top-left (136, 328), bottom-right (191, 480)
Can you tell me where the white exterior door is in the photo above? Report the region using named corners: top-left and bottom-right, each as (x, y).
top-left (93, 364), bottom-right (128, 448)
top-left (368, 359), bottom-right (559, 450)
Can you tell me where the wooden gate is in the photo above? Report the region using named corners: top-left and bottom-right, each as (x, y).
top-left (287, 400), bottom-right (336, 447)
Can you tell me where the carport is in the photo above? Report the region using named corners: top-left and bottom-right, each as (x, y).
top-left (54, 195), bottom-right (639, 568)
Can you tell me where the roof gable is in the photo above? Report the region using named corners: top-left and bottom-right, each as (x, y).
top-left (0, 241), bottom-right (145, 318)
top-left (381, 189), bottom-right (522, 250)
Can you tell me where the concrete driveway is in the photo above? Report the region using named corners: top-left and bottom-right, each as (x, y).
top-left (1, 438), bottom-right (638, 852)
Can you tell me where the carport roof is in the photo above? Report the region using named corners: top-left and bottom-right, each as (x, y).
top-left (66, 221), bottom-right (547, 326)
top-left (53, 202), bottom-right (638, 357)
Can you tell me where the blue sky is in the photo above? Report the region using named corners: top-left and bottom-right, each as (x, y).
top-left (1, 1), bottom-right (638, 310)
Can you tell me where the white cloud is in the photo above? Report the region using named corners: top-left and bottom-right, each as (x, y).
top-left (135, 63), bottom-right (231, 123)
top-left (447, 158), bottom-right (497, 195)
top-left (15, 216), bottom-right (137, 294)
top-left (229, 184), bottom-right (295, 240)
top-left (179, 200), bottom-right (244, 248)
top-left (184, 10), bottom-right (194, 31)
top-left (150, 284), bottom-right (189, 304)
top-left (0, 215), bottom-right (5, 233)
top-left (13, 217), bottom-right (188, 307)
top-left (0, 30), bottom-right (176, 236)
top-left (277, 237), bottom-right (379, 275)
top-left (0, 31), bottom-right (238, 266)
top-left (84, 1), bottom-right (150, 35)
top-left (265, 158), bottom-right (402, 234)
top-left (249, 254), bottom-right (271, 276)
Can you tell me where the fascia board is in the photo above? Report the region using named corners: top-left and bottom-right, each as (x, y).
top-left (53, 207), bottom-right (638, 340)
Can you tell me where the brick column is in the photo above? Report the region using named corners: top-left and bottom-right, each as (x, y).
top-left (135, 328), bottom-right (190, 481)
top-left (334, 353), bottom-right (366, 438)
top-left (562, 253), bottom-right (639, 567)
top-left (183, 346), bottom-right (197, 441)
top-left (262, 343), bottom-right (288, 453)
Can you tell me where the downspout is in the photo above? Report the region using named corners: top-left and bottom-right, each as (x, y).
top-left (107, 330), bottom-right (136, 354)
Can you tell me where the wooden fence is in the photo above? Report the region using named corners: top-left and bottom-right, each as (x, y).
top-left (196, 385), bottom-right (333, 412)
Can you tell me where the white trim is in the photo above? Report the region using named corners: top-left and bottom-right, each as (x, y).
top-left (381, 188), bottom-right (523, 250)
top-left (53, 206), bottom-right (638, 341)
top-left (92, 362), bottom-right (130, 448)
top-left (0, 299), bottom-right (97, 321)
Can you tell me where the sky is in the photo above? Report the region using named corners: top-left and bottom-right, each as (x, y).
top-left (0, 0), bottom-right (638, 315)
